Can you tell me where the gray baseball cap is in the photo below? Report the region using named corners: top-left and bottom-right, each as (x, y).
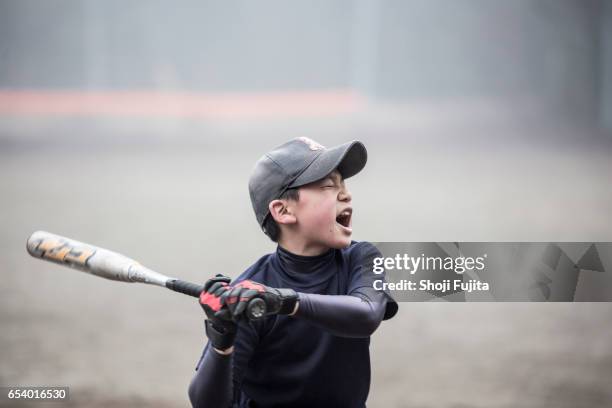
top-left (249, 137), bottom-right (368, 228)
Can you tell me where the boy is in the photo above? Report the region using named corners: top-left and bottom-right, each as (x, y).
top-left (189, 137), bottom-right (398, 408)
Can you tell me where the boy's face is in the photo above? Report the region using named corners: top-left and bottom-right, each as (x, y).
top-left (291, 169), bottom-right (353, 249)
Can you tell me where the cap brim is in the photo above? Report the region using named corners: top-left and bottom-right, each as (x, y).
top-left (289, 141), bottom-right (367, 188)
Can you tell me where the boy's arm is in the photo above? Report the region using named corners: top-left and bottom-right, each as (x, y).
top-left (222, 282), bottom-right (391, 339)
top-left (291, 287), bottom-right (388, 338)
top-left (190, 274), bottom-right (257, 408)
top-left (294, 242), bottom-right (397, 337)
top-left (189, 319), bottom-right (259, 408)
top-left (189, 275), bottom-right (236, 408)
top-left (188, 344), bottom-right (233, 408)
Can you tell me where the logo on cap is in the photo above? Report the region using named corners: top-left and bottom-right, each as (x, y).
top-left (297, 137), bottom-right (325, 151)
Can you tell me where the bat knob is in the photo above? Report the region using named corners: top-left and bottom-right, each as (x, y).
top-left (246, 298), bottom-right (266, 320)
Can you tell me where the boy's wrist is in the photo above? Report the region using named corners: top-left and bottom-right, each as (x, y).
top-left (205, 320), bottom-right (237, 351)
top-left (288, 300), bottom-right (300, 316)
top-left (213, 345), bottom-right (234, 355)
top-left (276, 288), bottom-right (299, 315)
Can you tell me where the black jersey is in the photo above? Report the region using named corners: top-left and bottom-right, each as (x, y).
top-left (191, 241), bottom-right (398, 408)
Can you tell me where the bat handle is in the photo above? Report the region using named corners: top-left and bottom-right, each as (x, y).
top-left (166, 279), bottom-right (266, 321)
top-left (166, 279), bottom-right (204, 298)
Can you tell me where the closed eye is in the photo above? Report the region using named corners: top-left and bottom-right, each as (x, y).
top-left (319, 179), bottom-right (336, 188)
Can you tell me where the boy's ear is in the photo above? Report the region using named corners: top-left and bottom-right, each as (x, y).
top-left (269, 200), bottom-right (297, 225)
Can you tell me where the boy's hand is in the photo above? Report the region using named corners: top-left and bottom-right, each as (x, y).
top-left (199, 274), bottom-right (237, 351)
top-left (221, 280), bottom-right (299, 321)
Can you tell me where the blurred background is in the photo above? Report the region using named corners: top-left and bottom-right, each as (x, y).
top-left (1, 1), bottom-right (611, 407)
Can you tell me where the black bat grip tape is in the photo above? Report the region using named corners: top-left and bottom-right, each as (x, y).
top-left (166, 279), bottom-right (204, 298)
top-left (166, 279), bottom-right (266, 320)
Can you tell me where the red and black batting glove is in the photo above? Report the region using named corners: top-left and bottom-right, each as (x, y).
top-left (199, 274), bottom-right (237, 351)
top-left (220, 280), bottom-right (299, 321)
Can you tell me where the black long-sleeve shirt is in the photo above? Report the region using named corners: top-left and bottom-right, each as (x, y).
top-left (189, 242), bottom-right (398, 408)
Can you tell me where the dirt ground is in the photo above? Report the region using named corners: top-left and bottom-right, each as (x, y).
top-left (1, 111), bottom-right (611, 407)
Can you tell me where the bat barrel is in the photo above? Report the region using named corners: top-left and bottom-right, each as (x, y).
top-left (28, 231), bottom-right (266, 320)
top-left (26, 230), bottom-right (170, 286)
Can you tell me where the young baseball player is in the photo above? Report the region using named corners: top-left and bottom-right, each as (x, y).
top-left (189, 137), bottom-right (398, 407)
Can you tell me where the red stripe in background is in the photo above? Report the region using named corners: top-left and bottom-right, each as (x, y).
top-left (0, 90), bottom-right (365, 118)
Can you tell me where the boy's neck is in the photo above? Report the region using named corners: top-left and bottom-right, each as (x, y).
top-left (277, 237), bottom-right (331, 257)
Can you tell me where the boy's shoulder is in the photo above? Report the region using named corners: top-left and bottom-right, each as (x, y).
top-left (343, 240), bottom-right (381, 259)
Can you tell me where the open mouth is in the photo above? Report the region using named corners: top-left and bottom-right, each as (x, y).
top-left (336, 208), bottom-right (352, 228)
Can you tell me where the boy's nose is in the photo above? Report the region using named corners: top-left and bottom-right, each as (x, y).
top-left (338, 187), bottom-right (352, 202)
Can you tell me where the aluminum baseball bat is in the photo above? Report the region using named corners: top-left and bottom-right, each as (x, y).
top-left (26, 231), bottom-right (266, 320)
